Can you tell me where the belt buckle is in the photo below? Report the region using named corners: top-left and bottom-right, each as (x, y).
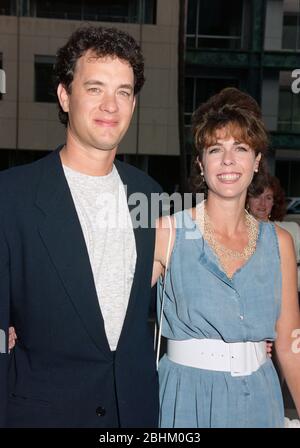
top-left (229, 342), bottom-right (252, 377)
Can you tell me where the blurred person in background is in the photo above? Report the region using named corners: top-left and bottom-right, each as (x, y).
top-left (247, 174), bottom-right (300, 293)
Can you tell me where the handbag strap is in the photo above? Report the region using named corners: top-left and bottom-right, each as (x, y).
top-left (156, 215), bottom-right (173, 370)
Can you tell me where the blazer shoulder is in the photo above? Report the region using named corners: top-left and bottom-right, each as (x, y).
top-left (0, 153), bottom-right (50, 200)
top-left (115, 159), bottom-right (163, 194)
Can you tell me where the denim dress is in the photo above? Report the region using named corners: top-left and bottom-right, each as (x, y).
top-left (157, 210), bottom-right (284, 428)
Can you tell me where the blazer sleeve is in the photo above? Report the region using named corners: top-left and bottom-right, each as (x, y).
top-left (0, 225), bottom-right (10, 427)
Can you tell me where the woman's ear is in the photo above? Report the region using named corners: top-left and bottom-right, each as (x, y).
top-left (255, 152), bottom-right (262, 172)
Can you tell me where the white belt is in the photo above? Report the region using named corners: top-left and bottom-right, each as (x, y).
top-left (167, 338), bottom-right (267, 377)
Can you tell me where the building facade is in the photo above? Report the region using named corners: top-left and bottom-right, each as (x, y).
top-left (0, 0), bottom-right (300, 196)
top-left (0, 0), bottom-right (180, 190)
top-left (185, 0), bottom-right (300, 196)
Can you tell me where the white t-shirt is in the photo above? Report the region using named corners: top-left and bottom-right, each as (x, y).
top-left (63, 164), bottom-right (137, 350)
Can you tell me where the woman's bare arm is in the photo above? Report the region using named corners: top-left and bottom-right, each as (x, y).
top-left (151, 216), bottom-right (175, 287)
top-left (275, 225), bottom-right (300, 417)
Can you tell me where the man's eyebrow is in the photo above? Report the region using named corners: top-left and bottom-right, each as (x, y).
top-left (118, 84), bottom-right (134, 92)
top-left (83, 80), bottom-right (105, 86)
top-left (83, 80), bottom-right (133, 92)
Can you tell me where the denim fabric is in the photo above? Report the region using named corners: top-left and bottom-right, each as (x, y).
top-left (157, 210), bottom-right (284, 428)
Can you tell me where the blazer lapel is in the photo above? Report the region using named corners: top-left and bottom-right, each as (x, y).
top-left (114, 161), bottom-right (148, 345)
top-left (35, 149), bottom-right (111, 356)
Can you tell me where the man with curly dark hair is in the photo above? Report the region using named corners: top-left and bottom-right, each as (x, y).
top-left (0, 26), bottom-right (161, 428)
top-left (54, 26), bottom-right (145, 127)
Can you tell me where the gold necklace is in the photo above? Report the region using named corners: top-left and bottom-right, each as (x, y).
top-left (195, 201), bottom-right (259, 278)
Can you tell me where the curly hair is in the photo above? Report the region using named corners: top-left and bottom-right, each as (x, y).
top-left (54, 26), bottom-right (145, 126)
top-left (189, 88), bottom-right (269, 196)
top-left (247, 174), bottom-right (287, 221)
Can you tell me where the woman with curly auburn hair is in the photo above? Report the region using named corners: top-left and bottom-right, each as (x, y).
top-left (189, 87), bottom-right (270, 196)
top-left (153, 87), bottom-right (300, 427)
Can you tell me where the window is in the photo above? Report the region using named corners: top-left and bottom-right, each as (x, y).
top-left (278, 71), bottom-right (300, 132)
top-left (184, 77), bottom-right (239, 126)
top-left (186, 0), bottom-right (246, 49)
top-left (25, 0), bottom-right (156, 24)
top-left (34, 55), bottom-right (56, 103)
top-left (282, 0), bottom-right (300, 50)
top-left (142, 0), bottom-right (156, 24)
top-left (34, 0), bottom-right (82, 20)
top-left (276, 160), bottom-right (300, 197)
top-left (0, 0), bottom-right (14, 15)
top-left (83, 0), bottom-right (156, 23)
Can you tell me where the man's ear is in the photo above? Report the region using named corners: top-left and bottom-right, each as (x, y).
top-left (132, 96), bottom-right (136, 114)
top-left (57, 83), bottom-right (70, 113)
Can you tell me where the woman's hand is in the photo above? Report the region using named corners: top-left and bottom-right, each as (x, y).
top-left (266, 341), bottom-right (273, 358)
top-left (8, 326), bottom-right (17, 351)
